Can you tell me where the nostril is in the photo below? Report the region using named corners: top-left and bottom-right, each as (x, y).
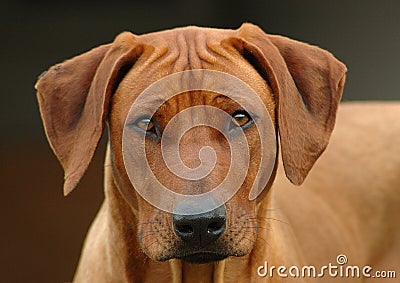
top-left (176, 224), bottom-right (194, 235)
top-left (207, 220), bottom-right (225, 234)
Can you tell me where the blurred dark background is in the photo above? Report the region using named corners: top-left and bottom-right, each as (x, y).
top-left (1, 1), bottom-right (399, 282)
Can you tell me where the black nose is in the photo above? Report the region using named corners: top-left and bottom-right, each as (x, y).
top-left (172, 199), bottom-right (226, 246)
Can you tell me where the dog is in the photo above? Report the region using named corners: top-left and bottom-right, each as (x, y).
top-left (36, 23), bottom-right (400, 282)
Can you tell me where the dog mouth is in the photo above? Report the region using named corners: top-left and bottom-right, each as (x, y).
top-left (153, 244), bottom-right (231, 263)
top-left (179, 252), bottom-right (228, 264)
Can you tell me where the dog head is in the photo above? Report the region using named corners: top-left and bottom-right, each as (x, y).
top-left (36, 23), bottom-right (346, 263)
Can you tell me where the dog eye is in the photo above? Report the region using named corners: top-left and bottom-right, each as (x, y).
top-left (136, 118), bottom-right (155, 132)
top-left (132, 117), bottom-right (161, 141)
top-left (230, 110), bottom-right (253, 129)
top-left (232, 112), bottom-right (250, 127)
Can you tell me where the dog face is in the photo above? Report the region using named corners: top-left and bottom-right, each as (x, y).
top-left (35, 24), bottom-right (346, 264)
top-left (109, 64), bottom-right (276, 262)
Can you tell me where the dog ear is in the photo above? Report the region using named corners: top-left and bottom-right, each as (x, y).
top-left (229, 23), bottom-right (347, 185)
top-left (36, 32), bottom-right (144, 195)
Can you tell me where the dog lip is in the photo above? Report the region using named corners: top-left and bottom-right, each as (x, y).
top-left (179, 252), bottom-right (228, 264)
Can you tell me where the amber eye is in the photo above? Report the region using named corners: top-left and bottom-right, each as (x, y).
top-left (132, 116), bottom-right (160, 141)
top-left (227, 110), bottom-right (254, 135)
top-left (136, 118), bottom-right (154, 132)
top-left (232, 112), bottom-right (251, 127)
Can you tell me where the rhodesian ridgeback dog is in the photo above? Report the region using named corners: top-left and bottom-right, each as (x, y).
top-left (36, 23), bottom-right (400, 282)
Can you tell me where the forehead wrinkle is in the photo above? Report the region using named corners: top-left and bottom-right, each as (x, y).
top-left (172, 33), bottom-right (189, 72)
top-left (171, 29), bottom-right (206, 72)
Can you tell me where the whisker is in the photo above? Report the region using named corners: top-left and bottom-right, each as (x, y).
top-left (137, 221), bottom-right (164, 226)
top-left (261, 217), bottom-right (288, 225)
top-left (257, 207), bottom-right (282, 213)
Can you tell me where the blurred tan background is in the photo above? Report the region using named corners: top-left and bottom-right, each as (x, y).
top-left (1, 1), bottom-right (399, 282)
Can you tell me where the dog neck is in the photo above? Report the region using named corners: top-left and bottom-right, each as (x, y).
top-left (169, 259), bottom-right (227, 283)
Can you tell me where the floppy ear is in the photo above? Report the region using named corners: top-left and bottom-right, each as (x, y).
top-left (230, 23), bottom-right (347, 185)
top-left (35, 32), bottom-right (144, 195)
